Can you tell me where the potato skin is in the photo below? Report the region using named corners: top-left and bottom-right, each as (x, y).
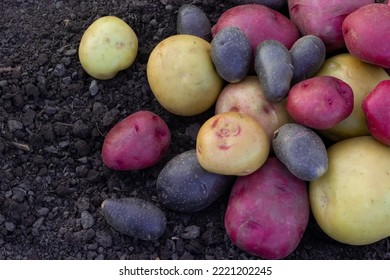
top-left (227, 0), bottom-right (286, 10)
top-left (362, 80), bottom-right (390, 145)
top-left (101, 198), bottom-right (166, 241)
top-left (78, 16), bottom-right (138, 80)
top-left (254, 40), bottom-right (294, 102)
top-left (157, 150), bottom-right (234, 212)
top-left (225, 157), bottom-right (309, 259)
top-left (101, 110), bottom-right (171, 170)
top-left (286, 76), bottom-right (354, 130)
top-left (211, 4), bottom-right (299, 52)
top-left (196, 112), bottom-right (270, 176)
top-left (211, 27), bottom-right (252, 83)
top-left (147, 34), bottom-right (223, 116)
top-left (177, 4), bottom-right (211, 41)
top-left (272, 123), bottom-right (328, 181)
top-left (342, 4), bottom-right (390, 68)
top-left (309, 136), bottom-right (390, 245)
top-left (215, 76), bottom-right (290, 142)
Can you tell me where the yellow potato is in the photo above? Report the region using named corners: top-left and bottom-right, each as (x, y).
top-left (78, 16), bottom-right (138, 80)
top-left (309, 136), bottom-right (390, 245)
top-left (316, 53), bottom-right (389, 141)
top-left (196, 112), bottom-right (270, 176)
top-left (147, 34), bottom-right (223, 116)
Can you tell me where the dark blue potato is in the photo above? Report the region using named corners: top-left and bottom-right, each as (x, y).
top-left (290, 35), bottom-right (326, 85)
top-left (227, 0), bottom-right (286, 10)
top-left (254, 40), bottom-right (294, 102)
top-left (157, 150), bottom-right (234, 212)
top-left (101, 198), bottom-right (166, 240)
top-left (272, 123), bottom-right (328, 181)
top-left (211, 27), bottom-right (252, 83)
top-left (176, 4), bottom-right (211, 41)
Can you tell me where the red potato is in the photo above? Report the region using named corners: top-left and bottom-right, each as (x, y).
top-left (342, 4), bottom-right (390, 68)
top-left (101, 110), bottom-right (171, 170)
top-left (362, 80), bottom-right (390, 145)
top-left (288, 0), bottom-right (375, 52)
top-left (224, 157), bottom-right (309, 259)
top-left (211, 4), bottom-right (299, 53)
top-left (286, 76), bottom-right (354, 130)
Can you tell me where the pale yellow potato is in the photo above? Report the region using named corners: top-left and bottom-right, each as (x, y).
top-left (316, 53), bottom-right (389, 141)
top-left (78, 16), bottom-right (138, 80)
top-left (215, 76), bottom-right (290, 143)
top-left (147, 34), bottom-right (223, 116)
top-left (309, 136), bottom-right (390, 245)
top-left (196, 112), bottom-right (270, 176)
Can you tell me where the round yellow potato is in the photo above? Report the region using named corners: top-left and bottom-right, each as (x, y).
top-left (215, 76), bottom-right (291, 143)
top-left (147, 34), bottom-right (223, 116)
top-left (196, 112), bottom-right (270, 176)
top-left (309, 136), bottom-right (390, 245)
top-left (316, 53), bottom-right (389, 141)
top-left (78, 16), bottom-right (138, 80)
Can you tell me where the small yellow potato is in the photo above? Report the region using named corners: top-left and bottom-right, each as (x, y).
top-left (309, 136), bottom-right (390, 245)
top-left (78, 16), bottom-right (138, 80)
top-left (147, 34), bottom-right (223, 116)
top-left (215, 76), bottom-right (290, 143)
top-left (316, 53), bottom-right (389, 141)
top-left (196, 112), bottom-right (270, 176)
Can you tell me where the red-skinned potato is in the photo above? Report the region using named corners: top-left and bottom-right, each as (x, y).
top-left (362, 80), bottom-right (390, 145)
top-left (215, 76), bottom-right (290, 142)
top-left (225, 157), bottom-right (310, 259)
top-left (101, 110), bottom-right (171, 170)
top-left (342, 3), bottom-right (390, 68)
top-left (211, 4), bottom-right (299, 53)
top-left (286, 76), bottom-right (354, 130)
top-left (287, 0), bottom-right (375, 52)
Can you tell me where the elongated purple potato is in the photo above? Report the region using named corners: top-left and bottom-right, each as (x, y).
top-left (177, 4), bottom-right (211, 41)
top-left (101, 198), bottom-right (166, 240)
top-left (288, 0), bottom-right (375, 51)
top-left (342, 3), bottom-right (390, 68)
top-left (225, 157), bottom-right (309, 259)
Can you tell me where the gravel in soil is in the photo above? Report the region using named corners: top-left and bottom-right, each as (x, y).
top-left (1, 0), bottom-right (389, 260)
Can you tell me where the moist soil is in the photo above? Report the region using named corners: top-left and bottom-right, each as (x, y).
top-left (1, 0), bottom-right (389, 260)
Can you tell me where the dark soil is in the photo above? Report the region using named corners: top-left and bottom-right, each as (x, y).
top-left (0, 0), bottom-right (389, 260)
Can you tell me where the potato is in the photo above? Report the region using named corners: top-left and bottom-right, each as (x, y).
top-left (315, 53), bottom-right (390, 141)
top-left (287, 0), bottom-right (375, 52)
top-left (147, 34), bottom-right (223, 116)
top-left (211, 4), bottom-right (299, 53)
top-left (156, 150), bottom-right (234, 212)
top-left (254, 40), bottom-right (294, 102)
top-left (362, 80), bottom-right (390, 145)
top-left (78, 16), bottom-right (138, 80)
top-left (215, 76), bottom-right (290, 142)
top-left (101, 110), bottom-right (171, 170)
top-left (176, 4), bottom-right (211, 41)
top-left (225, 157), bottom-right (309, 259)
top-left (101, 198), bottom-right (166, 240)
top-left (227, 0), bottom-right (287, 10)
top-left (342, 4), bottom-right (390, 68)
top-left (211, 27), bottom-right (252, 83)
top-left (196, 112), bottom-right (270, 176)
top-left (272, 123), bottom-right (328, 181)
top-left (309, 136), bottom-right (390, 245)
top-left (286, 76), bottom-right (354, 130)
top-left (289, 35), bottom-right (326, 84)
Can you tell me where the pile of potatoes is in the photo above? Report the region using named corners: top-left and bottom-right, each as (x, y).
top-left (78, 1), bottom-right (390, 259)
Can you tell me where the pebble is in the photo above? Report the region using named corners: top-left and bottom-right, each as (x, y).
top-left (89, 80), bottom-right (99, 96)
top-left (180, 225), bottom-right (201, 240)
top-left (80, 211), bottom-right (95, 229)
top-left (33, 217), bottom-right (45, 229)
top-left (37, 207), bottom-right (50, 216)
top-left (64, 49), bottom-right (77, 56)
top-left (7, 119), bottom-right (23, 132)
top-left (72, 120), bottom-right (89, 139)
top-left (5, 222), bottom-right (16, 232)
top-left (53, 63), bottom-right (66, 77)
top-left (0, 214), bottom-right (5, 224)
top-left (12, 187), bottom-right (26, 202)
top-left (75, 197), bottom-right (90, 213)
top-left (95, 230), bottom-right (113, 248)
